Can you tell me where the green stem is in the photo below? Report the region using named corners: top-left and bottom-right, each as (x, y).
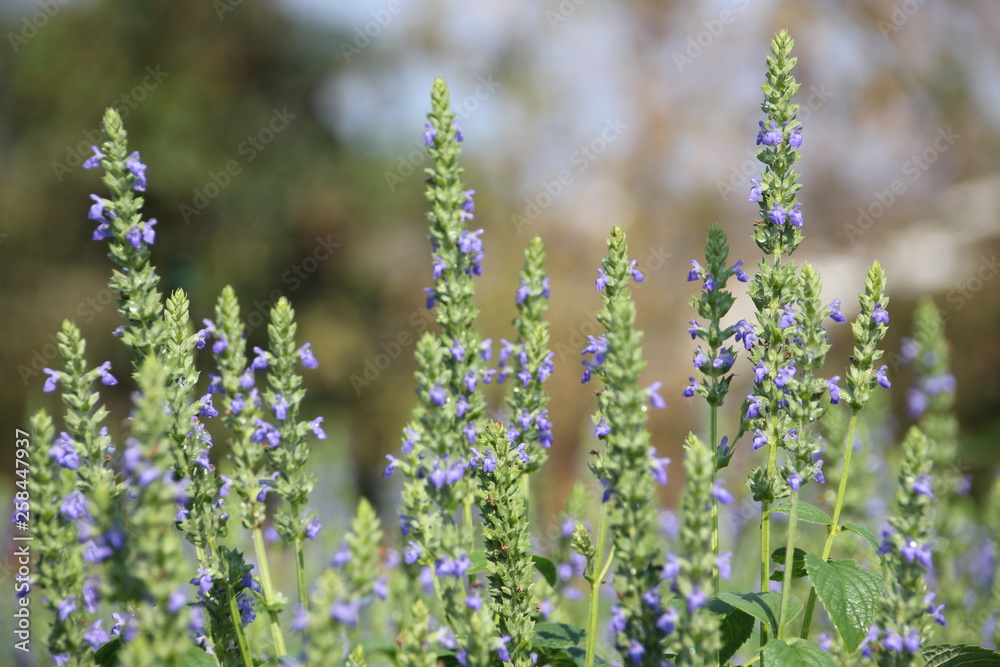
top-left (799, 409), bottom-right (859, 639)
top-left (584, 500), bottom-right (611, 667)
top-left (777, 490), bottom-right (799, 638)
top-left (710, 404), bottom-right (720, 597)
top-left (294, 536), bottom-right (309, 611)
top-left (759, 436), bottom-right (779, 664)
top-left (252, 527), bottom-right (288, 657)
top-left (207, 537), bottom-right (254, 667)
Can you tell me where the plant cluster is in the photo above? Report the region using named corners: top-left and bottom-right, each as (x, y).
top-left (20, 30), bottom-right (1000, 667)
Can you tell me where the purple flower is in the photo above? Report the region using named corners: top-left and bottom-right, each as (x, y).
top-left (497, 635), bottom-right (512, 663)
top-left (735, 320), bottom-right (758, 350)
top-left (167, 588), bottom-right (187, 614)
top-left (50, 432), bottom-right (80, 470)
top-left (753, 362), bottom-right (768, 383)
top-left (127, 226), bottom-right (142, 248)
top-left (424, 287), bottom-right (436, 309)
top-left (884, 629), bottom-right (903, 653)
top-left (788, 202), bottom-right (803, 227)
top-left (252, 419), bottom-right (281, 447)
top-left (57, 596), bottom-right (77, 620)
top-left (193, 568), bottom-right (213, 596)
top-left (610, 605), bottom-right (627, 633)
top-left (541, 277), bottom-right (551, 299)
top-left (693, 347), bottom-right (708, 370)
top-left (657, 607), bottom-right (679, 634)
top-left (593, 417), bottom-right (611, 438)
top-left (198, 393), bottom-right (218, 419)
top-left (297, 343), bottom-right (318, 369)
top-left (778, 304), bottom-right (796, 329)
top-left (193, 450), bottom-right (213, 472)
top-left (789, 124), bottom-right (803, 148)
top-left (515, 280), bottom-right (530, 303)
top-left (682, 377), bottom-right (698, 398)
top-left (925, 592), bottom-right (947, 626)
top-left (429, 383), bottom-right (446, 407)
top-left (913, 474), bottom-right (934, 498)
top-left (454, 120), bottom-right (464, 142)
top-left (384, 454), bottom-right (400, 478)
top-left (826, 376), bottom-right (841, 404)
top-left (647, 381), bottom-right (666, 409)
top-left (873, 303), bottom-right (889, 325)
top-left (712, 350), bottom-right (735, 371)
top-left (462, 189), bottom-right (476, 214)
top-left (712, 481), bottom-right (734, 505)
top-left (126, 151), bottom-right (147, 191)
top-left (828, 299), bottom-right (846, 323)
top-left (84, 619), bottom-right (109, 651)
top-left (686, 586), bottom-right (707, 612)
top-left (903, 628), bottom-right (921, 653)
top-left (662, 554), bottom-right (680, 580)
top-left (309, 417), bottom-right (327, 440)
top-left (703, 272), bottom-right (717, 292)
top-left (60, 490), bottom-right (89, 521)
top-left (83, 145), bottom-right (102, 169)
top-left (458, 228), bottom-right (483, 254)
top-left (462, 421), bottom-right (478, 444)
top-left (330, 599), bottom-right (360, 627)
top-left (272, 395), bottom-right (290, 421)
top-left (627, 639), bottom-right (645, 665)
top-left (404, 541), bottom-right (422, 565)
top-left (595, 267), bottom-right (610, 291)
top-left (717, 551), bottom-right (733, 579)
top-left (332, 542), bottom-right (352, 567)
top-left (687, 259), bottom-right (702, 282)
top-left (449, 341), bottom-right (465, 361)
top-left (774, 361), bottom-right (796, 389)
top-left (731, 259), bottom-right (749, 282)
top-left (787, 468), bottom-right (803, 492)
top-left (745, 395), bottom-right (762, 419)
top-left (748, 178), bottom-right (763, 203)
top-left (752, 429), bottom-right (768, 451)
top-left (757, 121), bottom-right (782, 147)
top-left (538, 352), bottom-right (554, 382)
top-left (628, 259), bottom-right (645, 282)
top-left (925, 373), bottom-right (956, 395)
top-left (306, 516), bottom-right (322, 540)
top-left (465, 592), bottom-right (483, 611)
top-left (423, 123), bottom-right (437, 145)
top-left (768, 203), bottom-right (787, 226)
top-left (876, 365), bottom-right (891, 389)
top-left (648, 448), bottom-right (671, 485)
top-left (480, 449), bottom-right (498, 473)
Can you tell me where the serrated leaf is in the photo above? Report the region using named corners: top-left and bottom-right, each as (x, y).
top-left (708, 598), bottom-right (755, 664)
top-left (95, 637), bottom-right (123, 666)
top-left (532, 622), bottom-right (586, 649)
top-left (804, 555), bottom-right (882, 652)
top-left (841, 522), bottom-right (883, 560)
top-left (532, 554), bottom-right (559, 587)
top-left (771, 547), bottom-right (809, 581)
top-left (763, 638), bottom-right (838, 667)
top-left (716, 592), bottom-right (803, 635)
top-left (180, 647), bottom-right (218, 667)
top-left (923, 644), bottom-right (1000, 666)
top-left (767, 499), bottom-right (832, 525)
top-left (469, 550), bottom-right (489, 574)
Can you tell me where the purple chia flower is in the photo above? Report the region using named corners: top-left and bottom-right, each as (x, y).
top-left (462, 421), bottom-right (477, 444)
top-left (627, 639), bottom-right (645, 665)
top-left (126, 151), bottom-right (147, 191)
top-left (458, 228), bottom-right (483, 255)
top-left (516, 280), bottom-right (530, 303)
top-left (429, 383), bottom-right (446, 407)
top-left (272, 395), bottom-right (289, 421)
top-left (404, 541), bottom-right (422, 565)
top-left (384, 454), bottom-right (400, 478)
top-left (926, 373), bottom-right (956, 395)
top-left (628, 259), bottom-right (645, 282)
top-left (693, 347), bottom-right (708, 370)
top-left (306, 516), bottom-right (322, 540)
top-left (594, 417), bottom-right (611, 438)
top-left (876, 365), bottom-right (891, 389)
top-left (193, 568), bottom-right (213, 596)
top-left (212, 334), bottom-right (229, 355)
top-left (778, 304), bottom-right (795, 329)
top-left (749, 178), bottom-right (763, 202)
top-left (496, 635), bottom-right (512, 663)
top-left (595, 267), bottom-right (610, 291)
top-left (873, 303), bottom-right (889, 325)
top-left (903, 628), bottom-right (921, 653)
top-left (712, 481), bottom-right (734, 505)
top-left (717, 551), bottom-right (733, 580)
top-left (297, 342), bottom-right (318, 369)
top-left (789, 124), bottom-right (803, 148)
top-left (84, 619), bottom-right (109, 651)
top-left (662, 554), bottom-right (680, 580)
top-left (687, 259), bottom-right (702, 282)
top-left (788, 202), bottom-right (803, 227)
top-left (50, 432), bottom-right (80, 470)
top-left (745, 394), bottom-right (762, 419)
top-left (686, 586), bottom-right (707, 612)
top-left (925, 592), bottom-right (947, 626)
top-left (481, 449), bottom-right (498, 473)
top-left (83, 145), bottom-right (102, 169)
top-left (703, 272), bottom-right (717, 292)
top-left (768, 203), bottom-right (787, 226)
top-left (657, 607), bottom-right (679, 634)
top-left (682, 377), bottom-right (698, 398)
top-left (423, 122), bottom-right (437, 145)
top-left (753, 362), bottom-right (768, 383)
top-left (60, 490), bottom-right (89, 521)
top-left (752, 429), bottom-right (768, 451)
top-left (330, 599), bottom-right (360, 627)
top-left (538, 352), bottom-right (554, 381)
top-left (774, 361), bottom-right (796, 389)
top-left (731, 259), bottom-right (749, 282)
top-left (57, 596), bottom-right (77, 620)
top-left (913, 474), bottom-right (934, 498)
top-left (332, 542), bottom-right (352, 567)
top-left (647, 381), bottom-right (666, 409)
top-left (734, 319), bottom-right (758, 350)
top-left (757, 121), bottom-right (782, 147)
top-left (309, 417), bottom-right (327, 440)
top-left (828, 299), bottom-right (846, 323)
top-left (648, 448), bottom-right (671, 485)
top-left (610, 605), bottom-right (627, 633)
top-left (787, 468), bottom-right (803, 492)
top-left (193, 450), bottom-right (213, 472)
top-left (712, 350), bottom-right (735, 371)
top-left (252, 419), bottom-right (281, 447)
top-left (167, 588), bottom-right (187, 614)
top-left (826, 376), bottom-right (841, 404)
top-left (198, 393), bottom-right (218, 419)
top-left (465, 592), bottom-right (483, 611)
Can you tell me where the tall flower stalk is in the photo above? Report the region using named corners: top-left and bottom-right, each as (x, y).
top-left (584, 226), bottom-right (667, 667)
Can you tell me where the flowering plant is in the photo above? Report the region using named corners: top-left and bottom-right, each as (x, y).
top-left (20, 30), bottom-right (1000, 667)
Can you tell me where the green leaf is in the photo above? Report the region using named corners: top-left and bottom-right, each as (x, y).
top-left (708, 598), bottom-right (755, 664)
top-left (468, 549), bottom-right (489, 575)
top-left (770, 547), bottom-right (809, 581)
top-left (763, 638), bottom-right (838, 667)
top-left (923, 644), bottom-right (1000, 666)
top-left (840, 522), bottom-right (884, 560)
top-left (716, 592), bottom-right (803, 635)
top-left (804, 555), bottom-right (882, 653)
top-left (95, 637), bottom-right (123, 667)
top-left (560, 646), bottom-right (611, 667)
top-left (179, 647), bottom-right (218, 667)
top-left (359, 636), bottom-right (398, 657)
top-left (767, 499), bottom-right (832, 525)
top-left (532, 554), bottom-right (559, 587)
top-left (532, 622), bottom-right (587, 649)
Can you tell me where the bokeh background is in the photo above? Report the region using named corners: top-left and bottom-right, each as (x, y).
top-left (2, 0), bottom-right (1000, 635)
